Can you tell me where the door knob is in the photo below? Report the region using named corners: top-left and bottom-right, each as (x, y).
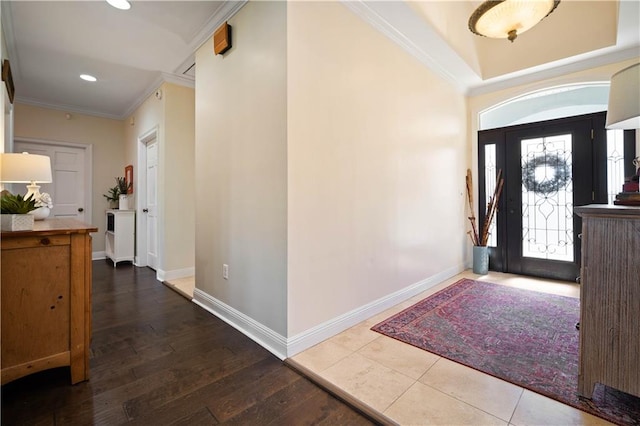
top-left (143, 208), bottom-right (149, 213)
top-left (78, 207), bottom-right (84, 212)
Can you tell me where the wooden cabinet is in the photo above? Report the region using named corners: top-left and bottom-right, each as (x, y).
top-left (574, 204), bottom-right (640, 398)
top-left (1, 219), bottom-right (97, 385)
top-left (105, 209), bottom-right (135, 266)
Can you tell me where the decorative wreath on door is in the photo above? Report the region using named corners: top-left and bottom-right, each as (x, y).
top-left (522, 153), bottom-right (571, 194)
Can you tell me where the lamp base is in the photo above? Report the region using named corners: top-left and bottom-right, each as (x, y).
top-left (25, 182), bottom-right (41, 202)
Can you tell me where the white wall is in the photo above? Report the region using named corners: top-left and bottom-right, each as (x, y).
top-left (195, 1), bottom-right (288, 335)
top-left (286, 2), bottom-right (468, 337)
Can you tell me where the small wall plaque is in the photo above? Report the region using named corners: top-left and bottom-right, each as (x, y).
top-left (213, 22), bottom-right (232, 55)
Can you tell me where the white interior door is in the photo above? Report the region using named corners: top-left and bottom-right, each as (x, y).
top-left (14, 141), bottom-right (87, 221)
top-left (145, 139), bottom-right (158, 270)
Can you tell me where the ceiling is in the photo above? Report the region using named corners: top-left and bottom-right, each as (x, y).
top-left (2, 0), bottom-right (244, 119)
top-left (2, 1), bottom-right (639, 120)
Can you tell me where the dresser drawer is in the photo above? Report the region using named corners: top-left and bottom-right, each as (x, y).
top-left (1, 235), bottom-right (70, 250)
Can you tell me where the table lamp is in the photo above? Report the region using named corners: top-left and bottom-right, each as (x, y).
top-left (606, 63), bottom-right (640, 130)
top-left (0, 152), bottom-right (53, 200)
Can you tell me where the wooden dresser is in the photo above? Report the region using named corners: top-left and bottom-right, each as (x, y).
top-left (1, 219), bottom-right (98, 385)
top-left (574, 204), bottom-right (640, 398)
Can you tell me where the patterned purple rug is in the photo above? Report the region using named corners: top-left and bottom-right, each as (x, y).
top-left (371, 278), bottom-right (640, 425)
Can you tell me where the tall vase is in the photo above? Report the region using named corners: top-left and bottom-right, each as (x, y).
top-left (472, 246), bottom-right (489, 275)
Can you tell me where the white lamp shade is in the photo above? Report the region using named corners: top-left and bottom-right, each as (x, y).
top-left (0, 152), bottom-right (53, 183)
top-left (606, 63), bottom-right (640, 129)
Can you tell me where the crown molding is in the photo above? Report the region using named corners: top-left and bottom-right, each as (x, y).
top-left (342, 0), bottom-right (639, 100)
top-left (467, 46), bottom-right (640, 97)
top-left (174, 0), bottom-right (248, 76)
top-left (1, 1), bottom-right (21, 79)
top-left (341, 0), bottom-right (480, 94)
top-left (120, 72), bottom-right (196, 119)
top-left (15, 96), bottom-right (123, 121)
top-left (162, 72), bottom-right (195, 89)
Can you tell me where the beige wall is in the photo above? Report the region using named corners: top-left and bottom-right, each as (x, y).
top-left (195, 1), bottom-right (467, 341)
top-left (195, 1), bottom-right (288, 334)
top-left (124, 82), bottom-right (162, 267)
top-left (163, 83), bottom-right (195, 272)
top-left (287, 2), bottom-right (468, 336)
top-left (13, 103), bottom-right (125, 252)
top-left (124, 82), bottom-right (195, 277)
top-left (10, 82), bottom-right (194, 272)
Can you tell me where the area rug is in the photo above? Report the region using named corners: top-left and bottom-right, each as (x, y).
top-left (371, 278), bottom-right (640, 425)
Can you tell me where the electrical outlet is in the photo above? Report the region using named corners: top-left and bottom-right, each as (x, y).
top-left (223, 264), bottom-right (229, 280)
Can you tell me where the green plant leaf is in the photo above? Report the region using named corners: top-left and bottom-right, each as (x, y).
top-left (1, 193), bottom-right (38, 214)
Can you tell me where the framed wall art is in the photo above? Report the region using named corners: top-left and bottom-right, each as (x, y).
top-left (2, 59), bottom-right (15, 104)
top-left (125, 165), bottom-right (133, 194)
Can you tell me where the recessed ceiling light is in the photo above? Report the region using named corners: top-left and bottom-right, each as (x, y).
top-left (106, 0), bottom-right (131, 10)
top-left (80, 74), bottom-right (97, 82)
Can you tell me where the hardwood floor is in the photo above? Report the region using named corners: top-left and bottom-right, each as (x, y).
top-left (1, 261), bottom-right (377, 425)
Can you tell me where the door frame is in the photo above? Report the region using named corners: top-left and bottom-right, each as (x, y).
top-left (477, 112), bottom-right (624, 281)
top-left (13, 137), bottom-right (93, 224)
top-left (135, 126), bottom-right (160, 269)
top-left (504, 118), bottom-right (594, 281)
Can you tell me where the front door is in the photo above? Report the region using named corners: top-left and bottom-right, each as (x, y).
top-left (477, 112), bottom-right (635, 282)
top-left (503, 119), bottom-right (593, 281)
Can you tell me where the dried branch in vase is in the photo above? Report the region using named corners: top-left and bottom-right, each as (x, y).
top-left (465, 168), bottom-right (504, 247)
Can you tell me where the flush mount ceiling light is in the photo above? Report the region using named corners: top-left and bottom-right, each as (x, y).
top-left (469, 0), bottom-right (561, 42)
top-left (106, 0), bottom-right (131, 10)
top-left (80, 74), bottom-right (97, 82)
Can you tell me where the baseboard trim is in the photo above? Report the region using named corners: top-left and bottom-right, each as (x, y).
top-left (193, 289), bottom-right (288, 360)
top-left (285, 263), bottom-right (465, 357)
top-left (285, 358), bottom-right (398, 426)
top-left (156, 267), bottom-right (195, 282)
top-left (92, 251), bottom-right (106, 261)
top-left (191, 265), bottom-right (464, 360)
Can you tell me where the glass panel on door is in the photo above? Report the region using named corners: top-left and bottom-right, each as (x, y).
top-left (520, 134), bottom-right (574, 262)
top-left (606, 129), bottom-right (625, 204)
top-left (484, 144), bottom-right (498, 247)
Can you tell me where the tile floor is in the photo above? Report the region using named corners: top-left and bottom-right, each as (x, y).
top-left (163, 276), bottom-right (195, 300)
top-left (290, 270), bottom-right (613, 426)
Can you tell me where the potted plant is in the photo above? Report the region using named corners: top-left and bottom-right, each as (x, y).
top-left (1, 191), bottom-right (37, 231)
top-left (104, 177), bottom-right (132, 210)
top-left (103, 184), bottom-right (120, 209)
top-left (115, 177), bottom-right (132, 210)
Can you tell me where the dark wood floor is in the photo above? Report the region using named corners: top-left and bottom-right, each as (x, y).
top-left (1, 261), bottom-right (377, 425)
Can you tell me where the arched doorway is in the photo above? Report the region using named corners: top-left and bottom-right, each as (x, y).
top-left (477, 85), bottom-right (636, 281)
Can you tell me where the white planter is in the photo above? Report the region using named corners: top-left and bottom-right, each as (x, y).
top-left (1, 214), bottom-right (35, 231)
top-left (118, 194), bottom-right (129, 210)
